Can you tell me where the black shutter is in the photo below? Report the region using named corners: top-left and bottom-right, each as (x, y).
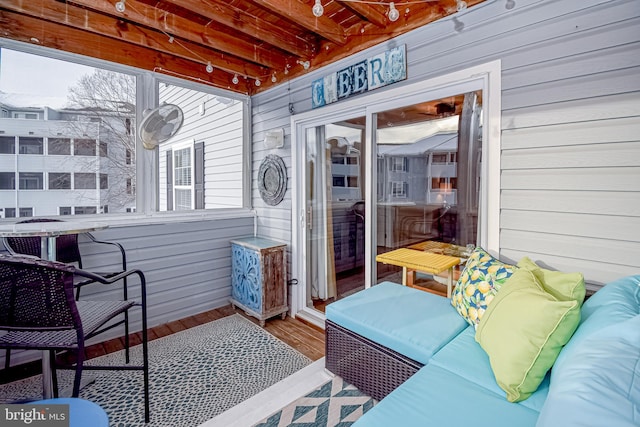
top-left (166, 150), bottom-right (173, 211)
top-left (194, 141), bottom-right (205, 209)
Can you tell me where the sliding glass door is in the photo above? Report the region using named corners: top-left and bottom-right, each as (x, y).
top-left (290, 61), bottom-right (501, 325)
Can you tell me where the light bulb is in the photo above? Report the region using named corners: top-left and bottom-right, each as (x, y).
top-left (505, 0), bottom-right (516, 9)
top-left (312, 0), bottom-right (324, 18)
top-left (255, 79), bottom-right (261, 87)
top-left (232, 74), bottom-right (239, 84)
top-left (206, 62), bottom-right (213, 73)
top-left (456, 0), bottom-right (468, 11)
top-left (271, 74), bottom-right (277, 83)
top-left (115, 0), bottom-right (126, 13)
top-left (388, 2), bottom-right (400, 22)
top-left (168, 36), bottom-right (174, 43)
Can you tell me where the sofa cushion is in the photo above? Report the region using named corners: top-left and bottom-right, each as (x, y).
top-left (326, 281), bottom-right (468, 364)
top-left (536, 314), bottom-right (640, 427)
top-left (451, 247), bottom-right (516, 328)
top-left (430, 327), bottom-right (549, 413)
top-left (517, 257), bottom-right (585, 305)
top-left (353, 363), bottom-right (540, 427)
top-left (475, 269), bottom-right (580, 402)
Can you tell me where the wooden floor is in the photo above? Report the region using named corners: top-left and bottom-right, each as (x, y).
top-left (2, 304), bottom-right (326, 384)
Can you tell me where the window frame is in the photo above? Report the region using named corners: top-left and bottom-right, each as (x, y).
top-left (0, 40), bottom-right (252, 220)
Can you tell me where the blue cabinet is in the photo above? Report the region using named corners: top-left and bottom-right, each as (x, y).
top-left (230, 236), bottom-right (287, 326)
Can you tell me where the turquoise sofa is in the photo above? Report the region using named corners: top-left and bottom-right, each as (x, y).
top-left (325, 276), bottom-right (640, 427)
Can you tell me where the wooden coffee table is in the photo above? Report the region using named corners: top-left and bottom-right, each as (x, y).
top-left (376, 248), bottom-right (460, 298)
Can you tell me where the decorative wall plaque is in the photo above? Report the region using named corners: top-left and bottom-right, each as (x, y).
top-left (258, 154), bottom-right (287, 206)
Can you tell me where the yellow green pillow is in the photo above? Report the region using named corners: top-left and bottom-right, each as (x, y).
top-left (475, 268), bottom-right (581, 402)
top-left (450, 247), bottom-right (516, 328)
top-left (517, 257), bottom-right (585, 305)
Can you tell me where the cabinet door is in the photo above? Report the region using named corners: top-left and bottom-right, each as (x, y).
top-left (231, 245), bottom-right (262, 311)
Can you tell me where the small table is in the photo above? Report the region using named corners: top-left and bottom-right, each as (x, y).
top-left (0, 220), bottom-right (108, 399)
top-left (376, 248), bottom-right (460, 298)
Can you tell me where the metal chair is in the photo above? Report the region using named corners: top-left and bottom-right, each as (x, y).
top-left (2, 218), bottom-right (132, 369)
top-left (0, 255), bottom-right (150, 423)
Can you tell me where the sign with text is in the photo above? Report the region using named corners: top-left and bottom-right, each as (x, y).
top-left (311, 44), bottom-right (407, 109)
top-left (1, 404), bottom-right (69, 426)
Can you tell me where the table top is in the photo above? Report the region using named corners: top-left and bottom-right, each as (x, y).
top-left (376, 248), bottom-right (460, 274)
top-left (408, 240), bottom-right (472, 258)
top-left (0, 221), bottom-right (108, 237)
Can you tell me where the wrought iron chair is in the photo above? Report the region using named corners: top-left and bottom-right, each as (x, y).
top-left (2, 218), bottom-right (132, 369)
top-left (0, 255), bottom-right (150, 423)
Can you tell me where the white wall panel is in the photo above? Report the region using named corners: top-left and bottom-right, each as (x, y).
top-left (252, 0), bottom-right (640, 288)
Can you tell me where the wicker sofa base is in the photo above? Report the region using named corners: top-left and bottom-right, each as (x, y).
top-left (325, 320), bottom-right (424, 401)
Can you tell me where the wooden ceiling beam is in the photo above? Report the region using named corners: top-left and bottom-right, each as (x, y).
top-left (0, 10), bottom-right (252, 94)
top-left (1, 0), bottom-right (269, 80)
top-left (67, 0), bottom-right (290, 70)
top-left (164, 0), bottom-right (316, 58)
top-left (250, 0), bottom-right (347, 46)
top-left (337, 1), bottom-right (387, 28)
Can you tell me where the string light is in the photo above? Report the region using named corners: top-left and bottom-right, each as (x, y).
top-left (206, 61), bottom-right (214, 73)
top-left (312, 0), bottom-right (324, 18)
top-left (297, 60), bottom-right (310, 70)
top-left (388, 2), bottom-right (400, 21)
top-left (232, 74), bottom-right (239, 84)
top-left (456, 0), bottom-right (467, 11)
top-left (115, 0), bottom-right (126, 13)
top-left (255, 79), bottom-right (261, 87)
top-left (271, 73), bottom-right (277, 83)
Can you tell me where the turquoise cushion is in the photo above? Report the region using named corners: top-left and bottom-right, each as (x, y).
top-left (430, 327), bottom-right (549, 412)
top-left (536, 314), bottom-right (640, 427)
top-left (326, 281), bottom-right (468, 364)
top-left (353, 364), bottom-right (540, 427)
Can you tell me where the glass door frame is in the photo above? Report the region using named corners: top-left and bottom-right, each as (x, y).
top-left (290, 60), bottom-right (502, 327)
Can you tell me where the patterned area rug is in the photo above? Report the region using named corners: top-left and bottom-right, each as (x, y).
top-left (0, 314), bottom-right (311, 426)
top-left (253, 376), bottom-right (376, 427)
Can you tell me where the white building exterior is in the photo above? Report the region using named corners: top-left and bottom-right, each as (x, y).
top-left (0, 102), bottom-right (135, 217)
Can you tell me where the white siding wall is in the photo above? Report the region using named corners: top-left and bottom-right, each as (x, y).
top-left (251, 0), bottom-right (640, 289)
top-left (158, 84), bottom-right (245, 210)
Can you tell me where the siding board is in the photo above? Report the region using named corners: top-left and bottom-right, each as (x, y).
top-left (251, 0), bottom-right (640, 289)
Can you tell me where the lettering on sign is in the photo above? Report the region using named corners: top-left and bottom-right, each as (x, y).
top-left (312, 45), bottom-right (407, 109)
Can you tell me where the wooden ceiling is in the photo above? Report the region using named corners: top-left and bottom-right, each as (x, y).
top-left (0, 0), bottom-right (487, 95)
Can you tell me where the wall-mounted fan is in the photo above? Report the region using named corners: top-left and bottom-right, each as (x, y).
top-left (138, 104), bottom-right (184, 150)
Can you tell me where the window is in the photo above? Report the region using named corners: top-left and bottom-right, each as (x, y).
top-left (1, 46), bottom-right (248, 217)
top-left (5, 208), bottom-right (16, 218)
top-left (18, 137), bottom-right (43, 154)
top-left (0, 136), bottom-right (15, 154)
top-left (19, 207), bottom-right (33, 217)
top-left (74, 173), bottom-right (96, 189)
top-left (49, 173), bottom-right (71, 189)
top-left (25, 113), bottom-right (37, 120)
top-left (173, 145), bottom-right (193, 211)
top-left (0, 172), bottom-right (15, 189)
top-left (48, 138), bottom-right (71, 155)
top-left (390, 181), bottom-right (408, 198)
top-left (99, 141), bottom-right (108, 157)
top-left (19, 173), bottom-right (43, 190)
top-left (74, 139), bottom-right (96, 156)
top-left (74, 206), bottom-right (97, 215)
top-left (390, 157), bottom-right (408, 172)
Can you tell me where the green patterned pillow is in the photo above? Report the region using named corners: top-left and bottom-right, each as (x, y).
top-left (451, 247), bottom-right (516, 327)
